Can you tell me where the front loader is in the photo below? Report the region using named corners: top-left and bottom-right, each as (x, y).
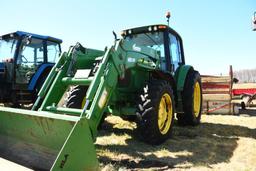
top-left (0, 24), bottom-right (202, 170)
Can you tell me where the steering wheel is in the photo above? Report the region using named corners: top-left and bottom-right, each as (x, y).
top-left (21, 55), bottom-right (28, 63)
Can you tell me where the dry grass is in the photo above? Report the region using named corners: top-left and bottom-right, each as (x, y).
top-left (97, 114), bottom-right (256, 171)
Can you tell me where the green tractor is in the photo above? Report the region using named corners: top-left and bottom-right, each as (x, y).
top-left (0, 24), bottom-right (202, 170)
top-left (65, 25), bottom-right (202, 143)
top-left (0, 31), bottom-right (62, 107)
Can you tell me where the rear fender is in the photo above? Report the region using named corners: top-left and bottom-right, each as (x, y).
top-left (174, 65), bottom-right (193, 112)
top-left (175, 65), bottom-right (193, 92)
top-left (28, 63), bottom-right (54, 91)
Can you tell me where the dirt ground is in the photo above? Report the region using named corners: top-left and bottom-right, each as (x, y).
top-left (0, 113), bottom-right (255, 171)
top-left (97, 114), bottom-right (256, 171)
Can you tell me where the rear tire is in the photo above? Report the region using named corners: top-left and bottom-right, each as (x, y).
top-left (136, 80), bottom-right (175, 145)
top-left (177, 70), bottom-right (202, 126)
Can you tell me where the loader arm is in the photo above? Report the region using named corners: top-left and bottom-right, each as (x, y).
top-left (37, 39), bottom-right (157, 138)
top-left (36, 40), bottom-right (129, 138)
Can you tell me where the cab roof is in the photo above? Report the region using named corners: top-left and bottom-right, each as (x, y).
top-left (0, 31), bottom-right (62, 43)
top-left (122, 24), bottom-right (181, 38)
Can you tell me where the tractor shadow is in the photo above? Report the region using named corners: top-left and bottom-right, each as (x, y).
top-left (96, 117), bottom-right (256, 170)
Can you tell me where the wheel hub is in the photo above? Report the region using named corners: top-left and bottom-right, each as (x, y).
top-left (158, 93), bottom-right (173, 135)
top-left (193, 81), bottom-right (201, 117)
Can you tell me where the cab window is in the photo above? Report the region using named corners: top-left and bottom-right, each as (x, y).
top-left (18, 38), bottom-right (44, 65)
top-left (0, 38), bottom-right (18, 61)
top-left (47, 41), bottom-right (60, 63)
top-left (169, 34), bottom-right (182, 71)
top-left (16, 38), bottom-right (44, 84)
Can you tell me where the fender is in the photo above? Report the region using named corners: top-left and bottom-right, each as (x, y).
top-left (28, 63), bottom-right (54, 91)
top-left (175, 65), bottom-right (193, 92)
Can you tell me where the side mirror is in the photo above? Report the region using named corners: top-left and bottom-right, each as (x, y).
top-left (253, 12), bottom-right (256, 31)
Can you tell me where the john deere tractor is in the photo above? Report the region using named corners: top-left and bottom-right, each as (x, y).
top-left (0, 24), bottom-right (202, 170)
top-left (65, 25), bottom-right (202, 143)
top-left (0, 31), bottom-right (62, 106)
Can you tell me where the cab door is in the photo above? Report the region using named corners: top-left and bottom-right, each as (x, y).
top-left (167, 32), bottom-right (184, 72)
top-left (16, 38), bottom-right (44, 84)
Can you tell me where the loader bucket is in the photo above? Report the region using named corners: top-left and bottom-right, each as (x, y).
top-left (0, 107), bottom-right (99, 171)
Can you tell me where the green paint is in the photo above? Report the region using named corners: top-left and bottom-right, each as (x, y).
top-left (175, 65), bottom-right (193, 91)
top-left (51, 118), bottom-right (98, 171)
top-left (174, 65), bottom-right (193, 112)
top-left (61, 77), bottom-right (92, 86)
top-left (0, 107), bottom-right (98, 170)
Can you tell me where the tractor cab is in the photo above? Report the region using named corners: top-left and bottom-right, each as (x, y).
top-left (0, 31), bottom-right (62, 105)
top-left (122, 24), bottom-right (185, 73)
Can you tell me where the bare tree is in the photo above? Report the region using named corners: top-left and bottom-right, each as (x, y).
top-left (234, 68), bottom-right (256, 83)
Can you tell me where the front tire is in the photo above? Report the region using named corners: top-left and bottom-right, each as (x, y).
top-left (64, 86), bottom-right (88, 108)
top-left (136, 80), bottom-right (175, 145)
top-left (177, 70), bottom-right (202, 126)
top-left (64, 85), bottom-right (106, 129)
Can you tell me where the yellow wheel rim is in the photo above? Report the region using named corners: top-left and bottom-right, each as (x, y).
top-left (81, 96), bottom-right (86, 108)
top-left (158, 93), bottom-right (173, 135)
top-left (193, 81), bottom-right (201, 117)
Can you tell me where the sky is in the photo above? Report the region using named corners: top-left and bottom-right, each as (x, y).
top-left (0, 0), bottom-right (255, 75)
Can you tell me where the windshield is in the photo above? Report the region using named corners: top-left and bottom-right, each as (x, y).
top-left (125, 32), bottom-right (167, 70)
top-left (0, 38), bottom-right (18, 62)
top-left (125, 32), bottom-right (164, 54)
top-left (18, 38), bottom-right (44, 65)
top-left (18, 38), bottom-right (61, 65)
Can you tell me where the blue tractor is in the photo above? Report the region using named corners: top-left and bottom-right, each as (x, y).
top-left (0, 31), bottom-right (62, 107)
